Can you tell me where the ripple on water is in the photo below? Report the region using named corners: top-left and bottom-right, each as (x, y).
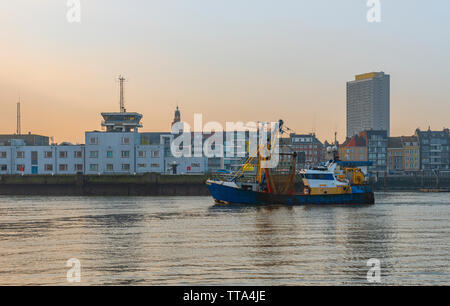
top-left (0, 193), bottom-right (449, 285)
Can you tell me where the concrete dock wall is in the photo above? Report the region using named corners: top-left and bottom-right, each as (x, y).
top-left (1, 173), bottom-right (450, 196)
top-left (0, 173), bottom-right (210, 196)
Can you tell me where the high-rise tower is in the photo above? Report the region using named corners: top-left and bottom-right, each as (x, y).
top-left (346, 72), bottom-right (390, 138)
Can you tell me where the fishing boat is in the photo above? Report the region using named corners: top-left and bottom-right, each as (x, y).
top-left (206, 121), bottom-right (374, 205)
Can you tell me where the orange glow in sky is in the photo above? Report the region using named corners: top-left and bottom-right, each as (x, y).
top-left (1, 1), bottom-right (449, 144)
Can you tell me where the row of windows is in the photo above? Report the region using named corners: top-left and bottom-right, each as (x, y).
top-left (304, 173), bottom-right (335, 180)
top-left (91, 163), bottom-right (166, 171)
top-left (0, 164), bottom-right (83, 172)
top-left (344, 155), bottom-right (366, 161)
top-left (89, 136), bottom-right (132, 145)
top-left (343, 148), bottom-right (365, 154)
top-left (1, 162), bottom-right (201, 172)
top-left (0, 151), bottom-right (83, 159)
top-left (89, 150), bottom-right (161, 158)
top-left (292, 145), bottom-right (320, 150)
top-left (1, 149), bottom-right (163, 159)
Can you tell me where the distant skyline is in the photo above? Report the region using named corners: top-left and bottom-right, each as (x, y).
top-left (1, 0), bottom-right (449, 144)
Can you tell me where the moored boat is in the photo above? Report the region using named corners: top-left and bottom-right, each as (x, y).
top-left (206, 121), bottom-right (374, 205)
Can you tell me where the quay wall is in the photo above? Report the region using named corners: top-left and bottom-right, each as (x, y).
top-left (0, 174), bottom-right (210, 196)
top-left (0, 174), bottom-right (450, 196)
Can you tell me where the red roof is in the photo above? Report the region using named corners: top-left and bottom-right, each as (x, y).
top-left (341, 135), bottom-right (366, 147)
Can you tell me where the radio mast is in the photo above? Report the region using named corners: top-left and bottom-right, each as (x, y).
top-left (118, 75), bottom-right (126, 113)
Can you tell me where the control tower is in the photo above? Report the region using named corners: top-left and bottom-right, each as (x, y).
top-left (101, 76), bottom-right (143, 132)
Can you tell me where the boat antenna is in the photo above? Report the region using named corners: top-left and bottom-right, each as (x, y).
top-left (333, 131), bottom-right (339, 161)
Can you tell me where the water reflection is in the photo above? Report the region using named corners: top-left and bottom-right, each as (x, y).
top-left (0, 194), bottom-right (449, 285)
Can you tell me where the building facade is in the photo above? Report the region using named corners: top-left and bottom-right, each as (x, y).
top-left (0, 134), bottom-right (50, 146)
top-left (346, 72), bottom-right (390, 138)
top-left (339, 134), bottom-right (367, 162)
top-left (387, 137), bottom-right (404, 173)
top-left (401, 136), bottom-right (420, 172)
top-left (0, 144), bottom-right (84, 175)
top-left (289, 133), bottom-right (325, 168)
top-left (360, 130), bottom-right (388, 175)
top-left (415, 128), bottom-right (450, 171)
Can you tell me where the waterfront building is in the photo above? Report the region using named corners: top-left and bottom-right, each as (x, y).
top-left (346, 72), bottom-right (390, 138)
top-left (358, 130), bottom-right (388, 176)
top-left (415, 128), bottom-right (450, 171)
top-left (289, 133), bottom-right (325, 168)
top-left (339, 135), bottom-right (367, 162)
top-left (401, 136), bottom-right (420, 172)
top-left (0, 133), bottom-right (50, 146)
top-left (387, 137), bottom-right (404, 173)
top-left (0, 143), bottom-right (84, 175)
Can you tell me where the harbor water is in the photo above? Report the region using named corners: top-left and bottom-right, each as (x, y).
top-left (0, 192), bottom-right (449, 285)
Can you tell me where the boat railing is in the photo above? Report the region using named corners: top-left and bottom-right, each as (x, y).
top-left (210, 172), bottom-right (260, 184)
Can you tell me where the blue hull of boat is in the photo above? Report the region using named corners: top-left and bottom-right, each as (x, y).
top-left (207, 182), bottom-right (374, 205)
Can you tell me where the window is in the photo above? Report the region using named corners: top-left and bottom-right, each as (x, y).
top-left (151, 150), bottom-right (160, 158)
top-left (45, 164), bottom-right (53, 171)
top-left (138, 163), bottom-right (146, 168)
top-left (106, 164), bottom-right (114, 171)
top-left (44, 151), bottom-right (53, 158)
top-left (121, 151), bottom-right (130, 158)
top-left (16, 151), bottom-right (25, 159)
top-left (0, 152), bottom-right (6, 158)
top-left (150, 163), bottom-right (160, 168)
top-left (59, 151), bottom-right (68, 158)
top-left (74, 151), bottom-right (82, 158)
top-left (16, 164), bottom-right (25, 172)
top-left (90, 137), bottom-right (98, 145)
top-left (74, 164), bottom-right (83, 172)
top-left (191, 163), bottom-right (200, 168)
top-left (89, 164), bottom-right (99, 172)
top-left (107, 151), bottom-right (113, 158)
top-left (1, 165), bottom-right (7, 171)
top-left (89, 151), bottom-right (99, 158)
top-left (122, 164), bottom-right (130, 171)
top-left (122, 137), bottom-right (130, 145)
top-left (138, 151), bottom-right (146, 158)
top-left (305, 174), bottom-right (334, 180)
top-left (59, 164), bottom-right (68, 171)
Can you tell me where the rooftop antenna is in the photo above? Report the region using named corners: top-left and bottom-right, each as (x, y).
top-left (16, 99), bottom-right (21, 135)
top-left (118, 75), bottom-right (126, 113)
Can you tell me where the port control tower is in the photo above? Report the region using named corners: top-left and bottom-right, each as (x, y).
top-left (101, 75), bottom-right (143, 132)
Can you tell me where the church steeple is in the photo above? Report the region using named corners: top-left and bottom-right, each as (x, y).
top-left (172, 106), bottom-right (181, 127)
top-left (172, 105), bottom-right (184, 131)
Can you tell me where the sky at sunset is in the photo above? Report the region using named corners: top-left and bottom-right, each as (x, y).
top-left (1, 0), bottom-right (449, 144)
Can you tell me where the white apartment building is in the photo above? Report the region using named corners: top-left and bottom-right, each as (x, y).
top-left (0, 106), bottom-right (217, 176)
top-left (0, 131), bottom-right (208, 175)
top-left (0, 142), bottom-right (84, 175)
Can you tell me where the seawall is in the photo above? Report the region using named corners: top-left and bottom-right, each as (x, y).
top-left (0, 173), bottom-right (210, 196)
top-left (1, 174), bottom-right (450, 196)
top-left (372, 175), bottom-right (450, 191)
